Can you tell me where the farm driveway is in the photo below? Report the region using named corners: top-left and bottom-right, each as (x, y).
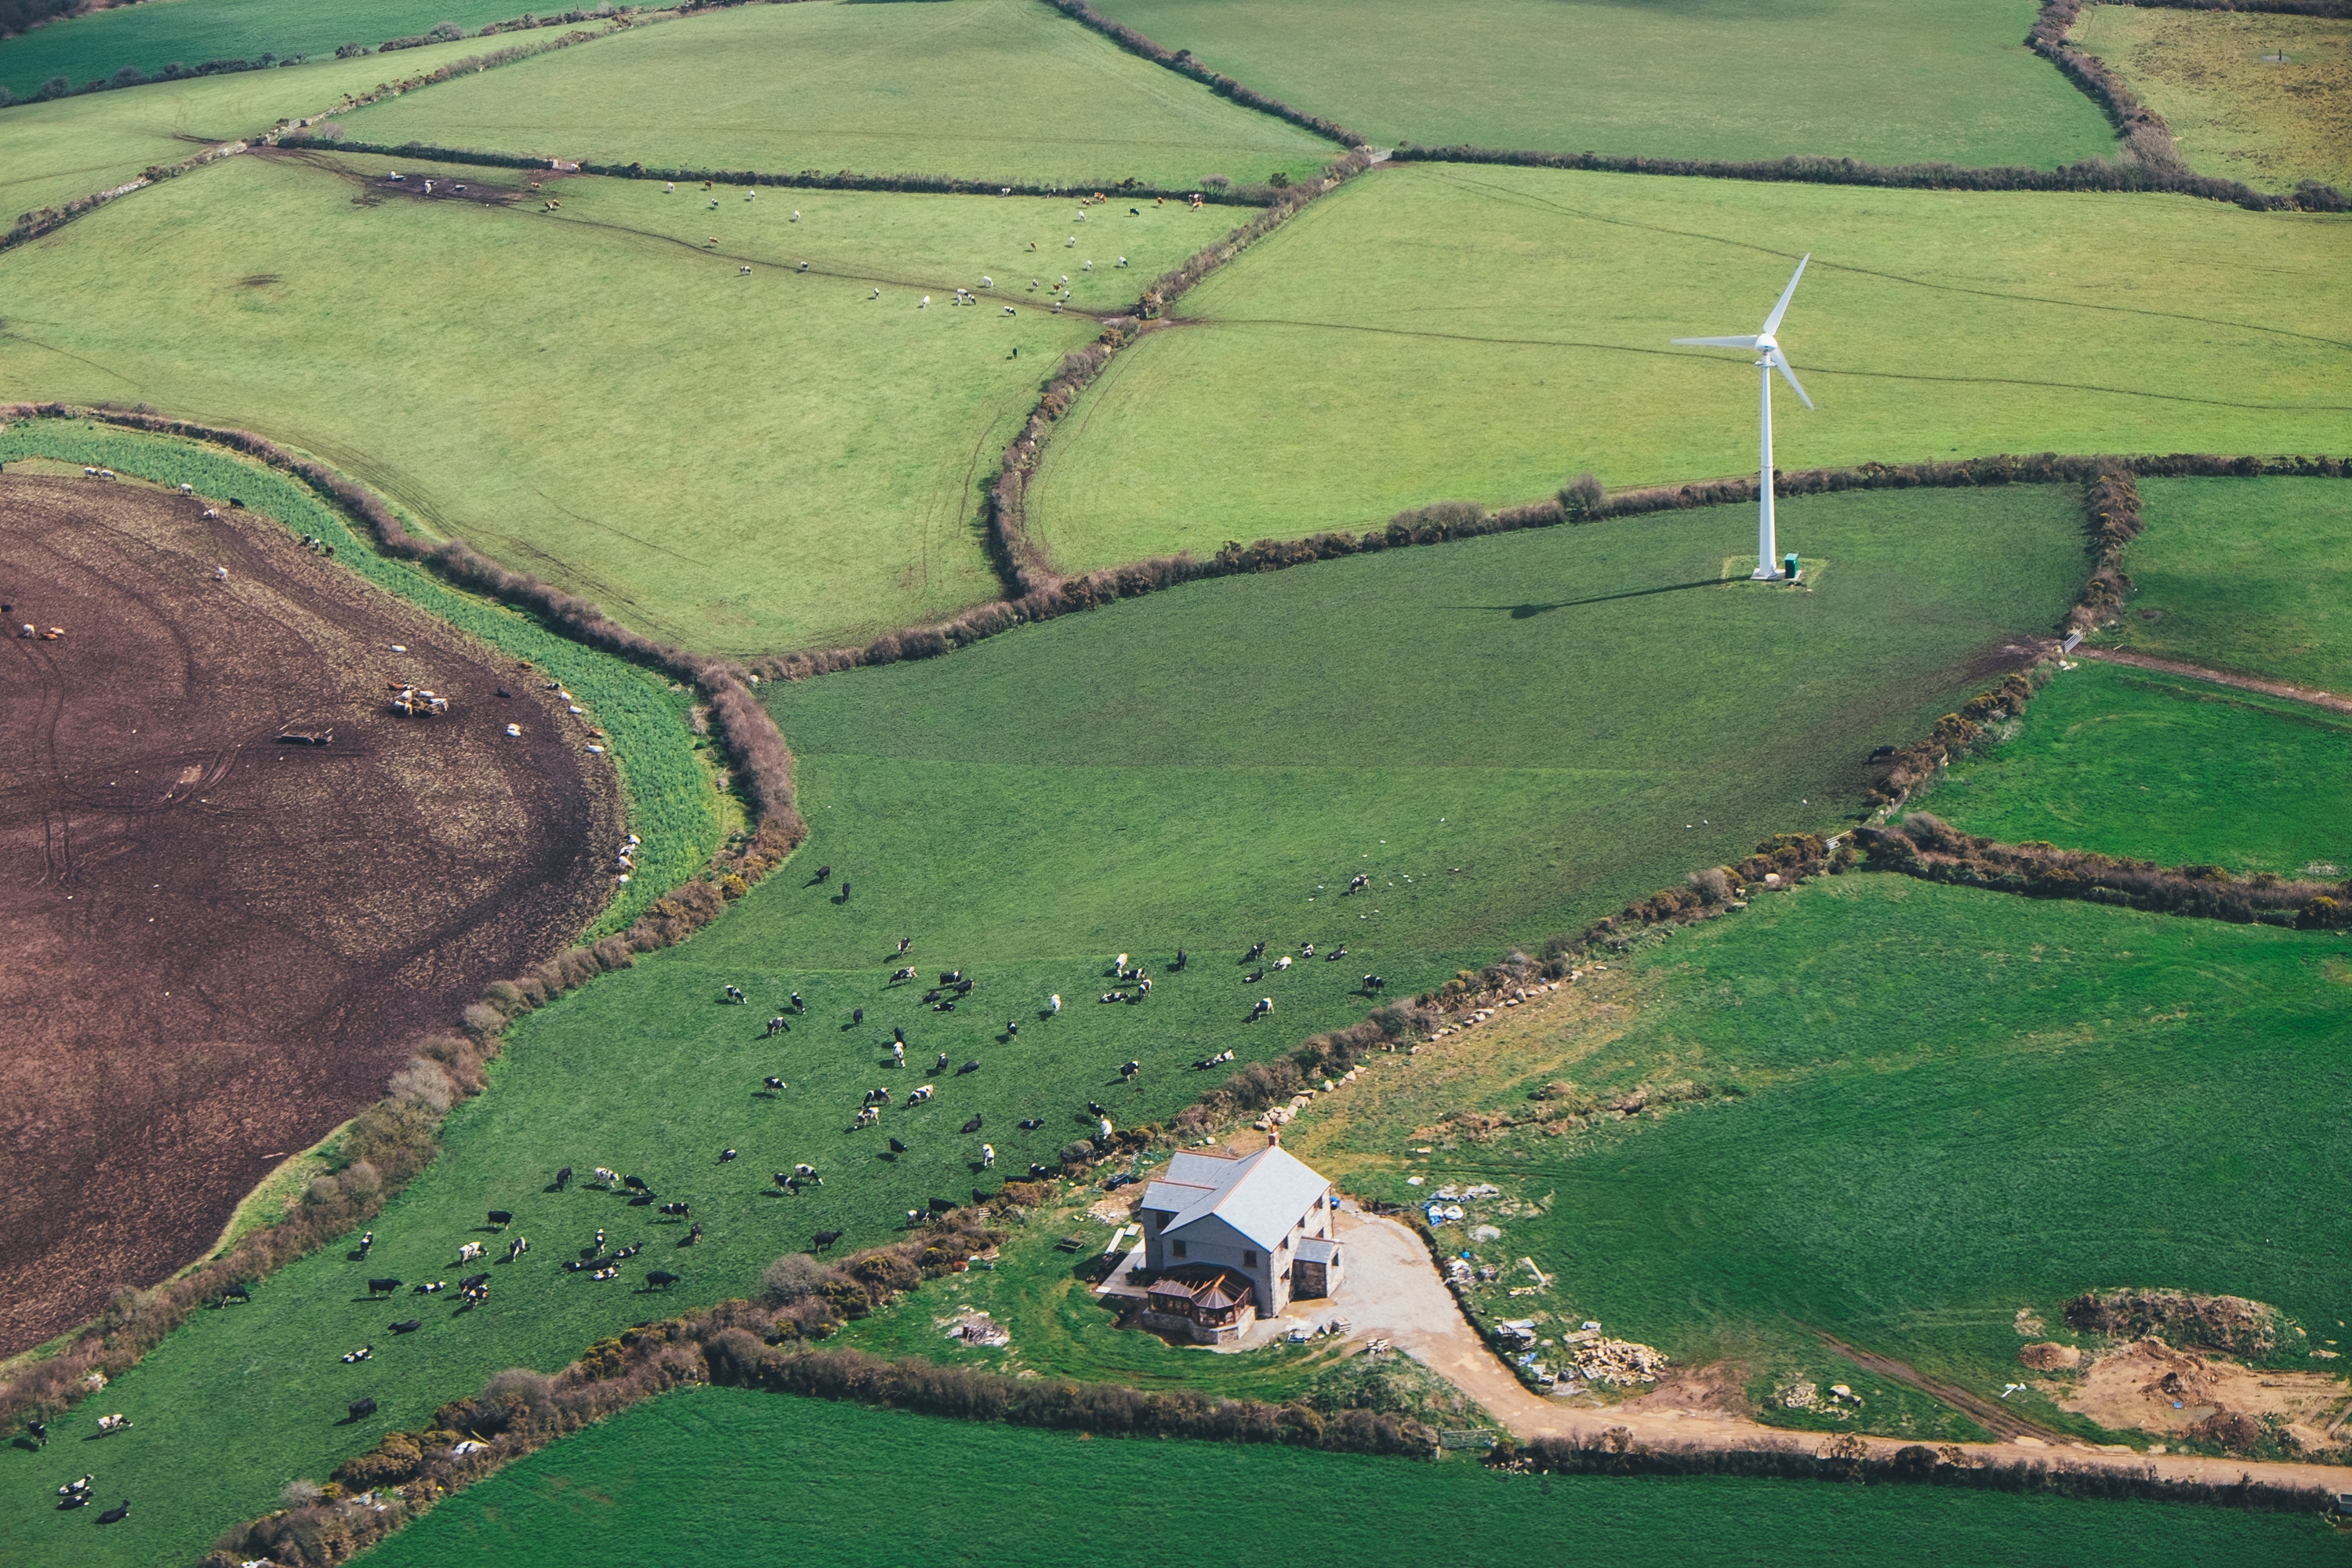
top-left (1338, 1212), bottom-right (2352, 1493)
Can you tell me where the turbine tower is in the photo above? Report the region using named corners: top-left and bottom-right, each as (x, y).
top-left (1673, 256), bottom-right (1813, 580)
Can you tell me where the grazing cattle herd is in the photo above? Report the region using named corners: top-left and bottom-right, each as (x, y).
top-left (42, 926), bottom-right (1359, 1503)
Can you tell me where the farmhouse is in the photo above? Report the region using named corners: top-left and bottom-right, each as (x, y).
top-left (1137, 1134), bottom-right (1341, 1344)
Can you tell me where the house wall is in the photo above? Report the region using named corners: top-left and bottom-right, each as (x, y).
top-left (1144, 1185), bottom-right (1336, 1316)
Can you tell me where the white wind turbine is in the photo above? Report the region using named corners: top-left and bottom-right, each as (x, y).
top-left (1673, 255), bottom-right (1813, 581)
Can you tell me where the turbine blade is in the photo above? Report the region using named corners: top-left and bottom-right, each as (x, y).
top-left (1671, 335), bottom-right (1761, 348)
top-left (1768, 347), bottom-right (1814, 411)
top-left (1759, 254), bottom-right (1810, 336)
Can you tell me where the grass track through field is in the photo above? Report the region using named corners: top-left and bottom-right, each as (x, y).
top-left (1029, 165), bottom-right (2352, 572)
top-left (1935, 659), bottom-right (2352, 878)
top-left (355, 1385), bottom-right (2350, 1567)
top-left (339, 0), bottom-right (1338, 189)
top-left (0, 36), bottom-right (500, 223)
top-left (1091, 0), bottom-right (2115, 169)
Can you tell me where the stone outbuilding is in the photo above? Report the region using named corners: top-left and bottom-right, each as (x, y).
top-left (1136, 1134), bottom-right (1341, 1343)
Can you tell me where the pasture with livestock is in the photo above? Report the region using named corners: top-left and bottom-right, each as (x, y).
top-left (339, 0), bottom-right (1341, 191)
top-left (5, 0), bottom-right (2352, 1559)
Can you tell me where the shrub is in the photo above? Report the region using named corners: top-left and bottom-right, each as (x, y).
top-left (110, 65), bottom-right (144, 87)
top-left (336, 42), bottom-right (370, 57)
top-left (35, 74), bottom-right (71, 100)
top-left (1559, 470), bottom-right (1605, 520)
top-left (431, 20), bottom-right (466, 39)
top-left (387, 1059), bottom-right (455, 1112)
top-left (761, 1253), bottom-right (829, 1301)
top-left (1268, 170), bottom-right (1290, 188)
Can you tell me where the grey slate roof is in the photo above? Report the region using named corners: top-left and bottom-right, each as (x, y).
top-left (1294, 1237), bottom-right (1340, 1265)
top-left (1141, 1145), bottom-right (1330, 1251)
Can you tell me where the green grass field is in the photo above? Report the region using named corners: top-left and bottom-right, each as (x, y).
top-left (0, 148), bottom-right (1212, 655)
top-left (0, 0), bottom-right (535, 101)
top-left (0, 34), bottom-right (496, 225)
top-left (2094, 477), bottom-right (2352, 695)
top-left (2075, 5), bottom-right (2352, 193)
top-left (0, 418), bottom-right (721, 927)
top-left (0, 486), bottom-right (2082, 1568)
top-left (341, 0), bottom-right (1339, 187)
top-left (1934, 660), bottom-right (2352, 879)
top-left (1291, 875), bottom-right (2352, 1440)
top-left (1025, 164), bottom-right (2352, 574)
top-left (347, 1385), bottom-right (2344, 1568)
top-left (1092, 0), bottom-right (2116, 169)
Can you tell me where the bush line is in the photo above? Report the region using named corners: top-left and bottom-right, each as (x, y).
top-left (1035, 0), bottom-right (1365, 151)
top-left (1859, 814), bottom-right (2352, 928)
top-left (201, 1223), bottom-right (1436, 1566)
top-left (0, 405), bottom-right (804, 1436)
top-left (1493, 1429), bottom-right (2332, 1513)
top-left (271, 132), bottom-right (1301, 206)
top-left (752, 452), bottom-right (2350, 684)
top-left (1388, 140), bottom-right (2346, 212)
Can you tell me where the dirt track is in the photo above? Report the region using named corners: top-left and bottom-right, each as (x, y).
top-left (0, 470), bottom-right (617, 1352)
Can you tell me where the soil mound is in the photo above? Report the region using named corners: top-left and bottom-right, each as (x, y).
top-left (2019, 1341), bottom-right (2082, 1371)
top-left (0, 472), bottom-right (615, 1352)
top-left (2062, 1288), bottom-right (2280, 1356)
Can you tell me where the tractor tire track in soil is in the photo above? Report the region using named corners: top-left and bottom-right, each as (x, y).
top-left (0, 471), bottom-right (619, 1353)
top-left (1810, 1329), bottom-right (2073, 1444)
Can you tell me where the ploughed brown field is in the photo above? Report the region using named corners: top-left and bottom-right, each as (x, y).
top-left (0, 470), bottom-right (617, 1353)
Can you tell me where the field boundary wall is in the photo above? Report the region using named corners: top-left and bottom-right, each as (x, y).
top-left (2, 20), bottom-right (616, 245)
top-left (198, 1250), bottom-right (2331, 1566)
top-left (1036, 0), bottom-right (1363, 151)
top-left (750, 452), bottom-right (2352, 683)
top-left (272, 132), bottom-right (1299, 206)
top-left (0, 406), bottom-right (806, 1436)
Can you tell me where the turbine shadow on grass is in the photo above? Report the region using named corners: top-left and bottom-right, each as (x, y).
top-left (1447, 576), bottom-right (1726, 619)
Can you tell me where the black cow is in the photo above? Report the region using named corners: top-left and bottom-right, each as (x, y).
top-left (554, 1166), bottom-right (573, 1190)
top-left (960, 1116), bottom-right (984, 1134)
top-left (851, 1007), bottom-right (865, 1026)
top-left (811, 1229), bottom-right (844, 1251)
top-left (1018, 1118), bottom-right (1044, 1131)
top-left (957, 1059), bottom-right (981, 1075)
top-left (811, 864), bottom-right (832, 883)
top-left (645, 1270), bottom-right (681, 1289)
top-left (365, 1278), bottom-right (401, 1298)
top-left (459, 1272), bottom-right (490, 1290)
top-left (1246, 942), bottom-right (1265, 961)
top-left (487, 1210), bottom-right (514, 1229)
top-left (218, 1281), bottom-right (251, 1305)
top-left (389, 1318), bottom-right (423, 1334)
top-left (98, 1501), bottom-right (130, 1525)
top-left (888, 1137), bottom-right (908, 1152)
top-left (25, 1420), bottom-right (46, 1447)
top-left (622, 1175), bottom-right (650, 1192)
top-left (628, 1192), bottom-right (655, 1206)
top-left (347, 1398), bottom-right (378, 1422)
top-left (659, 1202), bottom-right (690, 1216)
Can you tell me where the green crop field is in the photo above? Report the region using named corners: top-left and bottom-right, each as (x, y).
top-left (352, 1385), bottom-right (2343, 1568)
top-left (341, 0), bottom-right (1339, 188)
top-left (1091, 0), bottom-right (2115, 169)
top-left (0, 485), bottom-right (2082, 1568)
top-left (0, 0), bottom-right (535, 103)
top-left (1290, 874), bottom-right (2352, 1439)
top-left (1934, 660), bottom-right (2352, 879)
top-left (2093, 477), bottom-right (2352, 695)
top-left (0, 147), bottom-right (1212, 655)
top-left (1025, 164), bottom-right (2352, 575)
top-left (2074, 5), bottom-right (2352, 193)
top-left (0, 418), bottom-right (724, 927)
top-left (0, 35), bottom-right (497, 225)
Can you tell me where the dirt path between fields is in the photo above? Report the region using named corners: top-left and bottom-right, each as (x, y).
top-left (1335, 1212), bottom-right (2352, 1494)
top-left (2075, 645), bottom-right (2352, 716)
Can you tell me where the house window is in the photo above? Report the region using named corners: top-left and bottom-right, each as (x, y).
top-left (1172, 1240), bottom-right (1186, 1258)
top-left (1243, 1250), bottom-right (1258, 1268)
